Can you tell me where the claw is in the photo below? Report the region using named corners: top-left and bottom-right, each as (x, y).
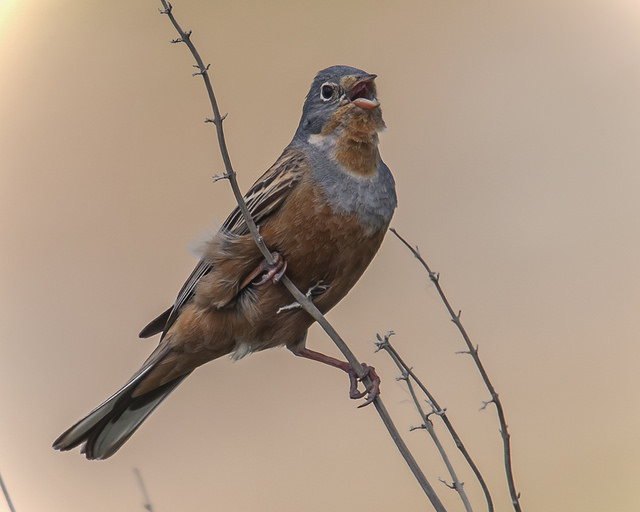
top-left (240, 251), bottom-right (287, 290)
top-left (347, 364), bottom-right (380, 407)
top-left (254, 252), bottom-right (287, 285)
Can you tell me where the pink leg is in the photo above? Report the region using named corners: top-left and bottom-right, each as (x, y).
top-left (291, 347), bottom-right (380, 407)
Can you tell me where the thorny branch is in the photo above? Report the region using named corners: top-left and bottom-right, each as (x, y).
top-left (157, 2), bottom-right (446, 510)
top-left (396, 357), bottom-right (473, 511)
top-left (376, 331), bottom-right (493, 511)
top-left (390, 228), bottom-right (522, 512)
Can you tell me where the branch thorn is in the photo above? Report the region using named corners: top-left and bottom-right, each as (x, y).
top-left (212, 173), bottom-right (229, 183)
top-left (438, 477), bottom-right (456, 490)
top-left (396, 373), bottom-right (409, 383)
top-left (426, 406), bottom-right (446, 419)
top-left (277, 301), bottom-right (301, 314)
top-left (479, 399), bottom-right (495, 411)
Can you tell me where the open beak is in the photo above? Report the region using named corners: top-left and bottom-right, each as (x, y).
top-left (349, 74), bottom-right (379, 110)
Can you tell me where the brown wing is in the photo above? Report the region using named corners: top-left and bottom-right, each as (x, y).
top-left (221, 148), bottom-right (306, 235)
top-left (139, 147), bottom-right (307, 339)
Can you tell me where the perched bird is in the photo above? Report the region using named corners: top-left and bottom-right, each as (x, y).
top-left (53, 65), bottom-right (397, 459)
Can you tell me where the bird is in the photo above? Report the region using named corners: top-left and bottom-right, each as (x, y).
top-left (53, 65), bottom-right (397, 459)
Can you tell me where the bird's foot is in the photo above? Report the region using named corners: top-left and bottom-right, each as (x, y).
top-left (289, 347), bottom-right (380, 407)
top-left (347, 363), bottom-right (380, 408)
top-left (241, 252), bottom-right (288, 290)
top-left (253, 251), bottom-right (287, 285)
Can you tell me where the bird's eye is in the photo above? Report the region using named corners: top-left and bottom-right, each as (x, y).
top-left (320, 83), bottom-right (336, 101)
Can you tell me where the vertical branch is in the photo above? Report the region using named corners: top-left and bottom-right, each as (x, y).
top-left (0, 471), bottom-right (16, 512)
top-left (156, 3), bottom-right (446, 510)
top-left (133, 468), bottom-right (154, 512)
top-left (390, 228), bottom-right (522, 512)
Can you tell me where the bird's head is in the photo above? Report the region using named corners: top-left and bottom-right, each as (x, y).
top-left (295, 65), bottom-right (385, 143)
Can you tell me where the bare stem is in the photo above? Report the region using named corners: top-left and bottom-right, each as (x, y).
top-left (377, 332), bottom-right (493, 511)
top-left (157, 3), bottom-right (446, 510)
top-left (0, 471), bottom-right (16, 512)
top-left (395, 355), bottom-right (474, 511)
top-left (390, 228), bottom-right (522, 511)
top-left (133, 468), bottom-right (154, 512)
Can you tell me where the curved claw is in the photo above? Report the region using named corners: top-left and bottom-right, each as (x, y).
top-left (240, 251), bottom-right (287, 290)
top-left (347, 364), bottom-right (380, 407)
top-left (254, 252), bottom-right (287, 285)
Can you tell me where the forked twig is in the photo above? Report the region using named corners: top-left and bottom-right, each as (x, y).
top-left (376, 332), bottom-right (493, 512)
top-left (156, 3), bottom-right (446, 510)
top-left (390, 228), bottom-right (522, 511)
top-left (394, 356), bottom-right (473, 511)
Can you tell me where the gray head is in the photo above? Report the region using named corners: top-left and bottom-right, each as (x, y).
top-left (293, 65), bottom-right (383, 141)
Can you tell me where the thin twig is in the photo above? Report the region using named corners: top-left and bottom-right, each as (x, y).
top-left (157, 3), bottom-right (446, 510)
top-left (133, 468), bottom-right (154, 512)
top-left (390, 228), bottom-right (522, 511)
top-left (376, 332), bottom-right (494, 512)
top-left (391, 352), bottom-right (473, 512)
top-left (0, 471), bottom-right (16, 512)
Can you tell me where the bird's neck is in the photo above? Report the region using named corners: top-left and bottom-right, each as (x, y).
top-left (333, 131), bottom-right (380, 177)
top-left (330, 107), bottom-right (384, 177)
top-left (307, 117), bottom-right (384, 177)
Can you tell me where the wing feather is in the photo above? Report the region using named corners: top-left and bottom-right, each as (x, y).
top-left (139, 147), bottom-right (306, 338)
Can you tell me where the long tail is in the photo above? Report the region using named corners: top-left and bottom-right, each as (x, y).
top-left (53, 346), bottom-right (190, 460)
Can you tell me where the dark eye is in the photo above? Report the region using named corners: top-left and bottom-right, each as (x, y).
top-left (320, 83), bottom-right (336, 101)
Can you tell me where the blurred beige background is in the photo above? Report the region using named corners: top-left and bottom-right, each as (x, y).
top-left (2, 0), bottom-right (640, 510)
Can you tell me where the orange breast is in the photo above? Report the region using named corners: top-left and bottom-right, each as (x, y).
top-left (261, 178), bottom-right (387, 314)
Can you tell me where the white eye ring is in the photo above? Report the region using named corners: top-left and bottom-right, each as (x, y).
top-left (320, 82), bottom-right (337, 101)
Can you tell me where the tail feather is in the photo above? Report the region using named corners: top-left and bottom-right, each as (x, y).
top-left (139, 306), bottom-right (172, 338)
top-left (53, 350), bottom-right (189, 460)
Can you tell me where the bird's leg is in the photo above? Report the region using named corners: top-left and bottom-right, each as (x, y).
top-left (240, 251), bottom-right (288, 290)
top-left (289, 346), bottom-right (380, 407)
